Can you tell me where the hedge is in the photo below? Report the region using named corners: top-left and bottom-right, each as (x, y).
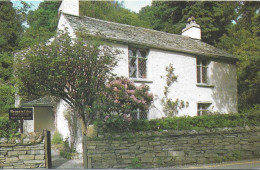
top-left (97, 109), bottom-right (260, 132)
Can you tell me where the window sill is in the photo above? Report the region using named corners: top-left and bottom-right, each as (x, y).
top-left (196, 83), bottom-right (214, 88)
top-left (130, 78), bottom-right (153, 83)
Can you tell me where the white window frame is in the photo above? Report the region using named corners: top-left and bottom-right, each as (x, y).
top-left (197, 58), bottom-right (209, 84)
top-left (128, 47), bottom-right (148, 79)
top-left (197, 103), bottom-right (211, 116)
top-left (130, 108), bottom-right (148, 120)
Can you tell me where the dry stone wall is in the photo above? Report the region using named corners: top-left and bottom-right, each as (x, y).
top-left (0, 132), bottom-right (47, 169)
top-left (87, 126), bottom-right (260, 168)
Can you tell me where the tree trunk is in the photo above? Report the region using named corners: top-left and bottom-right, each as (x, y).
top-left (80, 118), bottom-right (88, 169)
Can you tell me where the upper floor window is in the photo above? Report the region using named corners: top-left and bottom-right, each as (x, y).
top-left (197, 58), bottom-right (209, 84)
top-left (129, 48), bottom-right (148, 79)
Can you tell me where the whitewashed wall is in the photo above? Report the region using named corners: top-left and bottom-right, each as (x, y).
top-left (57, 13), bottom-right (76, 39)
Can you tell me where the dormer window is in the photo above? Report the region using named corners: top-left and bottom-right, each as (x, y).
top-left (128, 48), bottom-right (148, 79)
top-left (197, 58), bottom-right (209, 84)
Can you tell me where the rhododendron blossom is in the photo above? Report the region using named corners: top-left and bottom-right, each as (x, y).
top-left (106, 77), bottom-right (153, 116)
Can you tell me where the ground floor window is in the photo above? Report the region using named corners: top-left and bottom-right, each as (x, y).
top-left (197, 103), bottom-right (211, 116)
top-left (130, 108), bottom-right (148, 120)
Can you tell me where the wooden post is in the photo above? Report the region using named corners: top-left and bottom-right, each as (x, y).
top-left (44, 130), bottom-right (52, 169)
top-left (83, 134), bottom-right (89, 169)
top-left (20, 119), bottom-right (23, 133)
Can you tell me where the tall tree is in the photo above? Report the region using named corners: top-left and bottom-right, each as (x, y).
top-left (0, 1), bottom-right (28, 115)
top-left (0, 1), bottom-right (23, 52)
top-left (19, 1), bottom-right (60, 49)
top-left (15, 32), bottom-right (119, 167)
top-left (138, 1), bottom-right (238, 45)
top-left (217, 1), bottom-right (260, 110)
top-left (80, 1), bottom-right (151, 28)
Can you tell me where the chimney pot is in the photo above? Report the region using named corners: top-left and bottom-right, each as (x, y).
top-left (182, 16), bottom-right (201, 40)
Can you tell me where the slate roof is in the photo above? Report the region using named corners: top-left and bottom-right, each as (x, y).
top-left (22, 95), bottom-right (55, 107)
top-left (63, 13), bottom-right (236, 60)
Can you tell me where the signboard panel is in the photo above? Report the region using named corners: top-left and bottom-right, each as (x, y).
top-left (9, 108), bottom-right (33, 120)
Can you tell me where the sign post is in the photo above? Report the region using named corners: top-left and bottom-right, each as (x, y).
top-left (9, 108), bottom-right (33, 133)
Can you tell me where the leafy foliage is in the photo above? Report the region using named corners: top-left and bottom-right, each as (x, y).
top-left (0, 117), bottom-right (19, 138)
top-left (0, 1), bottom-right (23, 52)
top-left (80, 1), bottom-right (150, 28)
top-left (105, 77), bottom-right (153, 115)
top-left (0, 1), bottom-right (28, 114)
top-left (96, 114), bottom-right (134, 133)
top-left (217, 2), bottom-right (260, 110)
top-left (15, 31), bottom-right (119, 166)
top-left (52, 131), bottom-right (63, 145)
top-left (51, 131), bottom-right (76, 160)
top-left (19, 1), bottom-right (60, 49)
top-left (138, 1), bottom-right (238, 45)
top-left (96, 108), bottom-right (260, 132)
top-left (160, 64), bottom-right (189, 117)
top-left (129, 158), bottom-right (142, 169)
top-left (0, 84), bottom-right (14, 115)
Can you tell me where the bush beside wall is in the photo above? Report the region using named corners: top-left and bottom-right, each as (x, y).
top-left (87, 126), bottom-right (260, 168)
top-left (96, 111), bottom-right (260, 133)
top-left (0, 117), bottom-right (19, 138)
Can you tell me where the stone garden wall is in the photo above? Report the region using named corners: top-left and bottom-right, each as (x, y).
top-left (86, 126), bottom-right (260, 168)
top-left (0, 131), bottom-right (51, 169)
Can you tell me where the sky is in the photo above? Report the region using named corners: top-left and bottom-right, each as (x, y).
top-left (11, 0), bottom-right (152, 13)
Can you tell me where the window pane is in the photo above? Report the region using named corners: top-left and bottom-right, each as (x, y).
top-left (128, 47), bottom-right (148, 79)
top-left (129, 57), bottom-right (137, 78)
top-left (130, 110), bottom-right (148, 120)
top-left (128, 48), bottom-right (136, 57)
top-left (202, 66), bottom-right (207, 84)
top-left (198, 103), bottom-right (211, 116)
top-left (136, 50), bottom-right (142, 58)
top-left (197, 66), bottom-right (201, 83)
top-left (140, 111), bottom-right (148, 120)
top-left (139, 50), bottom-right (147, 58)
top-left (202, 110), bottom-right (208, 115)
top-left (138, 58), bottom-right (147, 78)
top-left (202, 60), bottom-right (208, 66)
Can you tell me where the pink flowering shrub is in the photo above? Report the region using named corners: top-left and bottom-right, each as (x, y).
top-left (105, 77), bottom-right (153, 115)
top-left (96, 77), bottom-right (153, 132)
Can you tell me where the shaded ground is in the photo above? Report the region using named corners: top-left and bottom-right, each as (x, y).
top-left (51, 149), bottom-right (83, 169)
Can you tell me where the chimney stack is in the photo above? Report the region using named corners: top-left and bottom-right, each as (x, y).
top-left (58, 0), bottom-right (79, 16)
top-left (182, 16), bottom-right (201, 40)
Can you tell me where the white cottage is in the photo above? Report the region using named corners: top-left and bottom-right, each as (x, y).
top-left (22, 0), bottom-right (238, 153)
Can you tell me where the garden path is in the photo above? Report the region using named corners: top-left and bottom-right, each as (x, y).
top-left (51, 149), bottom-right (83, 169)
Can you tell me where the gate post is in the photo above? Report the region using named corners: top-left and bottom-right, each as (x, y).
top-left (44, 130), bottom-right (52, 168)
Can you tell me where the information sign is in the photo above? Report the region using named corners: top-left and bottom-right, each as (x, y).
top-left (9, 108), bottom-right (33, 120)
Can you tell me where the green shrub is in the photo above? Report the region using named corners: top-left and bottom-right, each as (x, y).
top-left (0, 85), bottom-right (15, 115)
top-left (52, 131), bottom-right (63, 145)
top-left (52, 132), bottom-right (76, 160)
top-left (128, 158), bottom-right (142, 169)
top-left (60, 150), bottom-right (72, 159)
top-left (96, 108), bottom-right (260, 132)
top-left (0, 117), bottom-right (19, 138)
top-left (59, 139), bottom-right (76, 159)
